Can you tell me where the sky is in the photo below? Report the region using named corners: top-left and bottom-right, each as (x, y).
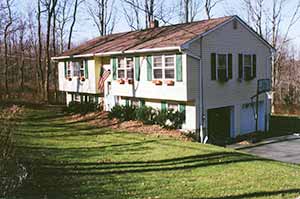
top-left (18, 0), bottom-right (300, 53)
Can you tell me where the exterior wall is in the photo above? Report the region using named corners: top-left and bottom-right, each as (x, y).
top-left (110, 53), bottom-right (188, 101)
top-left (186, 56), bottom-right (200, 100)
top-left (58, 59), bottom-right (98, 94)
top-left (188, 19), bottom-right (272, 136)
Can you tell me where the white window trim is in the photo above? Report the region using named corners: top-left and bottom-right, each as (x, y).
top-left (152, 54), bottom-right (176, 80)
top-left (117, 57), bottom-right (134, 79)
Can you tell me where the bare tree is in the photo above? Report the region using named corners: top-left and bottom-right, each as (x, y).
top-left (123, 0), bottom-right (141, 30)
top-left (56, 0), bottom-right (72, 52)
top-left (244, 0), bottom-right (264, 36)
top-left (3, 0), bottom-right (14, 93)
top-left (68, 0), bottom-right (80, 50)
top-left (179, 0), bottom-right (201, 23)
top-left (205, 0), bottom-right (222, 19)
top-left (144, 0), bottom-right (154, 28)
top-left (37, 0), bottom-right (44, 97)
top-left (87, 0), bottom-right (116, 36)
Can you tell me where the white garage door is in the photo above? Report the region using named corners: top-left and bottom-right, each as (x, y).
top-left (240, 102), bottom-right (265, 135)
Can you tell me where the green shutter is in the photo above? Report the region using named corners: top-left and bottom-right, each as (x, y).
top-left (112, 57), bottom-right (117, 80)
top-left (71, 94), bottom-right (74, 102)
top-left (176, 54), bottom-right (183, 81)
top-left (161, 101), bottom-right (167, 111)
top-left (64, 62), bottom-right (67, 78)
top-left (140, 99), bottom-right (145, 107)
top-left (179, 104), bottom-right (186, 113)
top-left (147, 55), bottom-right (152, 81)
top-left (211, 53), bottom-right (216, 80)
top-left (135, 56), bottom-right (140, 81)
top-left (252, 54), bottom-right (256, 79)
top-left (238, 54), bottom-right (243, 79)
top-left (228, 54), bottom-right (232, 79)
top-left (125, 99), bottom-right (130, 106)
top-left (80, 95), bottom-right (83, 103)
top-left (95, 96), bottom-right (99, 104)
top-left (84, 60), bottom-right (89, 79)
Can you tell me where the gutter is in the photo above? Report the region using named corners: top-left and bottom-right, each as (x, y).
top-left (51, 46), bottom-right (181, 60)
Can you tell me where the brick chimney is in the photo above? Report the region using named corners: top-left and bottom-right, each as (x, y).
top-left (150, 19), bottom-right (159, 28)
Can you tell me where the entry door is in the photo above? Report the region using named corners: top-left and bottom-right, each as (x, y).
top-left (207, 107), bottom-right (231, 141)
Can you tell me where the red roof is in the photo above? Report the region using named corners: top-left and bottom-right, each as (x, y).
top-left (61, 16), bottom-right (233, 57)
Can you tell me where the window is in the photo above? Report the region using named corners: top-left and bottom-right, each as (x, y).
top-left (118, 57), bottom-right (133, 79)
top-left (70, 60), bottom-right (85, 77)
top-left (167, 102), bottom-right (178, 111)
top-left (244, 55), bottom-right (252, 81)
top-left (80, 62), bottom-right (85, 77)
top-left (73, 62), bottom-right (81, 77)
top-left (211, 53), bottom-right (232, 82)
top-left (126, 57), bottom-right (134, 79)
top-left (131, 99), bottom-right (139, 107)
top-left (153, 55), bottom-right (175, 80)
top-left (217, 54), bottom-right (227, 81)
top-left (67, 62), bottom-right (71, 77)
top-left (153, 56), bottom-right (163, 79)
top-left (164, 55), bottom-right (175, 79)
top-left (117, 58), bottom-right (125, 79)
top-left (238, 54), bottom-right (256, 81)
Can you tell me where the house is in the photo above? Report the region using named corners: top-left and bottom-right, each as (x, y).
top-left (52, 15), bottom-right (273, 140)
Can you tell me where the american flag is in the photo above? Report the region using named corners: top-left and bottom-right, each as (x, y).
top-left (98, 69), bottom-right (111, 92)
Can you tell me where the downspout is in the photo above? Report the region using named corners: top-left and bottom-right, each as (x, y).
top-left (199, 37), bottom-right (206, 143)
top-left (180, 37), bottom-right (206, 144)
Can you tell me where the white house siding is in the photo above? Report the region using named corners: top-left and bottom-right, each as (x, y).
top-left (58, 59), bottom-right (98, 94)
top-left (188, 19), bottom-right (272, 136)
top-left (110, 53), bottom-right (188, 101)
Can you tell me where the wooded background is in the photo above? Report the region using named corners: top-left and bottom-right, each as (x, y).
top-left (0, 0), bottom-right (299, 112)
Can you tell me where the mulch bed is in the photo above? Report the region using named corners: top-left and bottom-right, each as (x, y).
top-left (66, 112), bottom-right (193, 141)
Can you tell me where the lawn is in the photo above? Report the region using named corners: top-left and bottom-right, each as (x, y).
top-left (12, 106), bottom-right (300, 199)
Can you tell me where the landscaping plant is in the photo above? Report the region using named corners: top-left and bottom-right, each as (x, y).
top-left (108, 105), bottom-right (185, 129)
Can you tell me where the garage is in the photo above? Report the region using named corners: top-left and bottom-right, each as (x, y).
top-left (240, 101), bottom-right (266, 134)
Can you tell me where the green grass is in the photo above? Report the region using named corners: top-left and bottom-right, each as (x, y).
top-left (13, 106), bottom-right (300, 199)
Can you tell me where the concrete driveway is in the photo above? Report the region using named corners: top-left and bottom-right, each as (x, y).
top-left (230, 134), bottom-right (300, 164)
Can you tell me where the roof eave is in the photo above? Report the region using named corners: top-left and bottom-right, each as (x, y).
top-left (52, 46), bottom-right (182, 60)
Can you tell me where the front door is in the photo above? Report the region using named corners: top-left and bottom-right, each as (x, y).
top-left (207, 107), bottom-right (231, 144)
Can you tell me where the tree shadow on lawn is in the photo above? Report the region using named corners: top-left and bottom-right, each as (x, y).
top-left (15, 150), bottom-right (272, 199)
top-left (200, 189), bottom-right (300, 199)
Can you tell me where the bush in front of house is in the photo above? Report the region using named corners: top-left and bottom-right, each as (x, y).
top-left (108, 104), bottom-right (136, 121)
top-left (65, 101), bottom-right (99, 114)
top-left (135, 106), bottom-right (156, 124)
top-left (154, 109), bottom-right (185, 129)
top-left (108, 105), bottom-right (185, 130)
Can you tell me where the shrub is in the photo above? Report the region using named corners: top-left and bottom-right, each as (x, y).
top-left (108, 105), bottom-right (136, 121)
top-left (108, 104), bottom-right (186, 130)
top-left (135, 106), bottom-right (156, 124)
top-left (154, 109), bottom-right (185, 129)
top-left (65, 101), bottom-right (99, 114)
